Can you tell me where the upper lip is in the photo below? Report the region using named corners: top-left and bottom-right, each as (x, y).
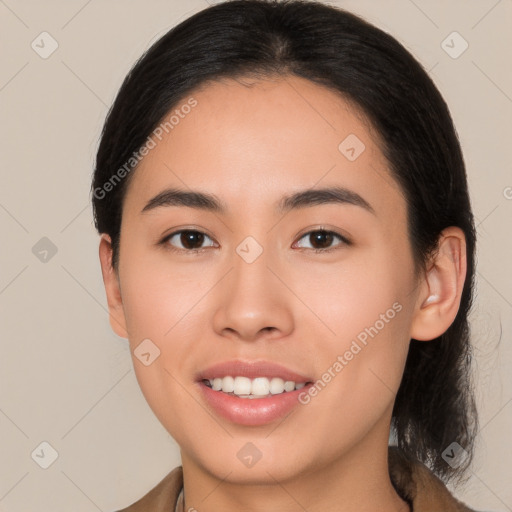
top-left (197, 359), bottom-right (313, 383)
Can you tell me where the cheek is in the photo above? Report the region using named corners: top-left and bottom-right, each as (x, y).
top-left (289, 249), bottom-right (409, 342)
top-left (295, 300), bottom-right (411, 457)
top-left (118, 242), bottom-right (199, 342)
top-left (293, 246), bottom-right (414, 409)
top-left (120, 275), bottom-right (199, 438)
top-left (117, 244), bottom-right (213, 400)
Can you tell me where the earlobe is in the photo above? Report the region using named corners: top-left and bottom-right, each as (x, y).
top-left (410, 227), bottom-right (467, 342)
top-left (98, 234), bottom-right (128, 339)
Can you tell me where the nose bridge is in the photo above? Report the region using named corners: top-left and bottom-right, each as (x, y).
top-left (212, 236), bottom-right (294, 341)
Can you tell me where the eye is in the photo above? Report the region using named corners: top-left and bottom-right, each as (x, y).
top-left (161, 229), bottom-right (216, 253)
top-left (293, 229), bottom-right (350, 253)
top-left (160, 227), bottom-right (350, 254)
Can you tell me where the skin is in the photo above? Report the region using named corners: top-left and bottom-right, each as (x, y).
top-left (99, 75), bottom-right (467, 512)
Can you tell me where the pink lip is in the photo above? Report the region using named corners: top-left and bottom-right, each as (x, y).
top-left (195, 359), bottom-right (314, 426)
top-left (196, 359), bottom-right (313, 382)
top-left (197, 381), bottom-right (314, 426)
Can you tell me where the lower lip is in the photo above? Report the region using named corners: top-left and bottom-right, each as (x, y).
top-left (197, 381), bottom-right (312, 426)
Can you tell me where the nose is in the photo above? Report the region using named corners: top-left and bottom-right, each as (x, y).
top-left (212, 248), bottom-right (295, 343)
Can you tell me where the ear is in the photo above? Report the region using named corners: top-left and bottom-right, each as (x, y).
top-left (410, 226), bottom-right (467, 341)
top-left (98, 233), bottom-right (128, 339)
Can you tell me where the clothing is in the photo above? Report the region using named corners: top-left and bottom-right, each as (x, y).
top-left (115, 446), bottom-right (478, 511)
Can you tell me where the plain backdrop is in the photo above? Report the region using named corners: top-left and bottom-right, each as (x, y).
top-left (0, 1), bottom-right (511, 511)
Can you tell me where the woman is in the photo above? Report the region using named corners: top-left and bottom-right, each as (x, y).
top-left (92, 0), bottom-right (481, 510)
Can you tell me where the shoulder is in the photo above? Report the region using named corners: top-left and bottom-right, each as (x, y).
top-left (114, 466), bottom-right (183, 512)
top-left (388, 446), bottom-right (478, 512)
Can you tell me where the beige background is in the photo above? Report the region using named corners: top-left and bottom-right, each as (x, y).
top-left (0, 0), bottom-right (511, 510)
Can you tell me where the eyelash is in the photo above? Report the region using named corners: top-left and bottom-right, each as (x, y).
top-left (159, 228), bottom-right (351, 255)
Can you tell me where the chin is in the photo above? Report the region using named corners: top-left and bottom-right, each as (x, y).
top-left (184, 434), bottom-right (319, 485)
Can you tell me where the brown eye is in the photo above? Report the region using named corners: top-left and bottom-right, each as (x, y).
top-left (294, 229), bottom-right (349, 252)
top-left (164, 230), bottom-right (215, 251)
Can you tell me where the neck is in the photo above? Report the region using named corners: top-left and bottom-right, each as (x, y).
top-left (180, 419), bottom-right (410, 512)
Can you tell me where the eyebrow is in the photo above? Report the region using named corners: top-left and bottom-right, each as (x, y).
top-left (141, 186), bottom-right (375, 216)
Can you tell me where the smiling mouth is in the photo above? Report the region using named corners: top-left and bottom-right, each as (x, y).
top-left (201, 376), bottom-right (313, 399)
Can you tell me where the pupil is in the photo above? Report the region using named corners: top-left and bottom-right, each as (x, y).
top-left (182, 231), bottom-right (204, 249)
top-left (312, 231), bottom-right (332, 249)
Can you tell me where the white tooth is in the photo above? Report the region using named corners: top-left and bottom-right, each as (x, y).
top-left (269, 377), bottom-right (285, 394)
top-left (210, 375), bottom-right (304, 396)
top-left (221, 376), bottom-right (235, 393)
top-left (233, 376), bottom-right (252, 395)
top-left (284, 381), bottom-right (295, 392)
top-left (251, 377), bottom-right (270, 396)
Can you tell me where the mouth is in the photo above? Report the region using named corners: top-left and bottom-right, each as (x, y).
top-left (201, 376), bottom-right (313, 399)
top-left (195, 359), bottom-right (315, 425)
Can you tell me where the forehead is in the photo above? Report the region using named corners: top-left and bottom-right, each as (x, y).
top-left (123, 74), bottom-right (405, 220)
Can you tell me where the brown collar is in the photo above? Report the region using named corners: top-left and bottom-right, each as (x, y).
top-left (387, 446), bottom-right (476, 511)
top-left (117, 446), bottom-right (477, 511)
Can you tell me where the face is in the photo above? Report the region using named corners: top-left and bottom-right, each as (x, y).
top-left (107, 75), bottom-right (424, 483)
